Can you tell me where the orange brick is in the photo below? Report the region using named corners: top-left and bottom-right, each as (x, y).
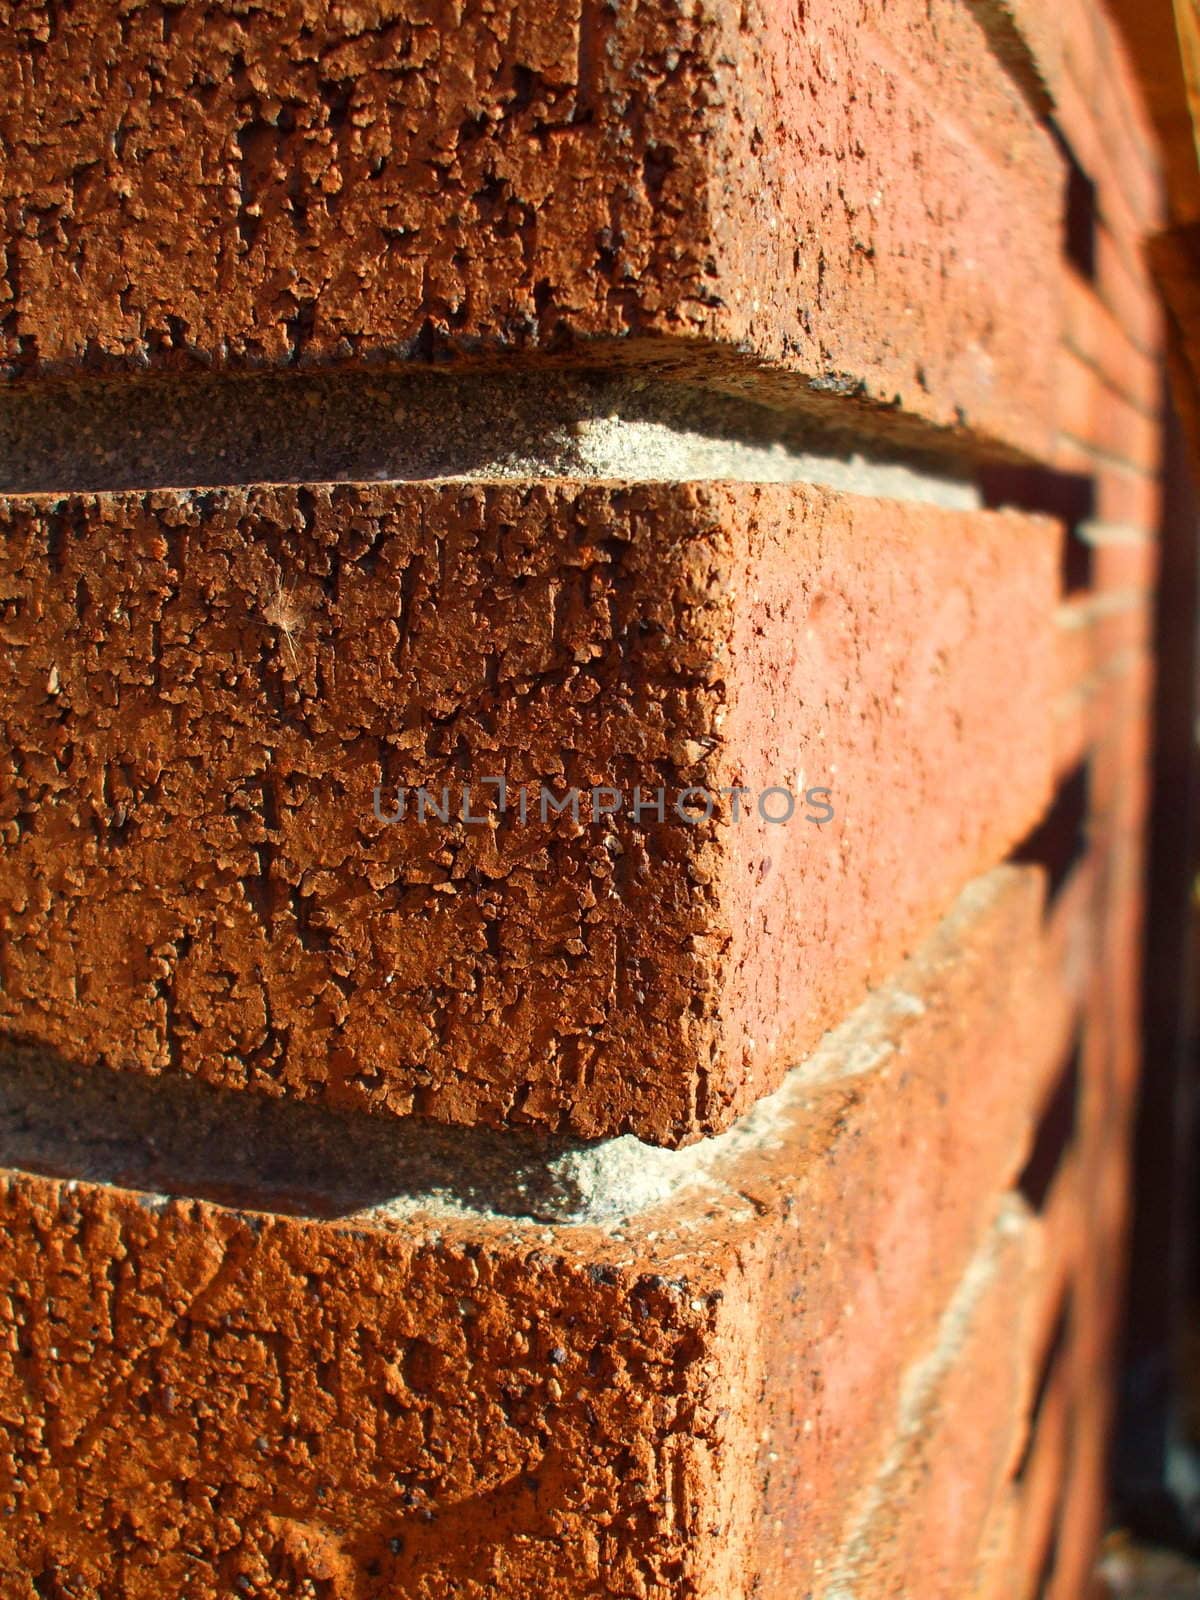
top-left (0, 481), bottom-right (1059, 1145)
top-left (1053, 53), bottom-right (1164, 244)
top-left (1091, 662), bottom-right (1154, 825)
top-left (0, 0), bottom-right (1062, 456)
top-left (1095, 462), bottom-right (1162, 534)
top-left (1090, 11), bottom-right (1166, 232)
top-left (1053, 709), bottom-right (1090, 791)
top-left (1052, 0), bottom-right (1102, 105)
top-left (1063, 269), bottom-right (1161, 417)
top-left (961, 0), bottom-right (1061, 114)
top-left (1095, 224), bottom-right (1164, 362)
top-left (811, 1201), bottom-right (1039, 1600)
top-left (1056, 345), bottom-right (1159, 475)
top-left (1056, 599), bottom-right (1095, 702)
top-left (0, 868), bottom-right (1050, 1599)
top-left (1047, 1363), bottom-right (1115, 1600)
top-left (1015, 1354), bottom-right (1074, 1598)
top-left (1089, 529), bottom-right (1159, 594)
top-left (1044, 851), bottom-right (1100, 1040)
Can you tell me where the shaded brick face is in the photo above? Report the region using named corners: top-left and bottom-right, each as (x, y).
top-left (0, 481), bottom-right (1056, 1142)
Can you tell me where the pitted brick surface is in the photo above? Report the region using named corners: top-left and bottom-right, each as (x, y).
top-left (0, 0), bottom-right (1167, 1592)
top-left (0, 480), bottom-right (1057, 1143)
top-left (1, 0), bottom-right (1060, 456)
top-left (0, 869), bottom-right (1046, 1600)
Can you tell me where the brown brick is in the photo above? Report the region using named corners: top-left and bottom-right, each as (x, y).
top-left (0, 867), bottom-right (1048, 1598)
top-left (0, 481), bottom-right (1058, 1144)
top-left (0, 0), bottom-right (1061, 455)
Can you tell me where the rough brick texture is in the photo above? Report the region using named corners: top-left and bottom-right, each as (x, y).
top-left (0, 867), bottom-right (1048, 1600)
top-left (0, 0), bottom-right (1172, 1591)
top-left (0, 0), bottom-right (1061, 455)
top-left (0, 481), bottom-right (1057, 1144)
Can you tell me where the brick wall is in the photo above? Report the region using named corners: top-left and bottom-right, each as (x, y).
top-left (0, 1), bottom-right (1168, 1596)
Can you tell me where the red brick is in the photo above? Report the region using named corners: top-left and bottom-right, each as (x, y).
top-left (989, 1141), bottom-right (1087, 1598)
top-left (1090, 529), bottom-right (1159, 594)
top-left (737, 869), bottom-right (1054, 1592)
top-left (1091, 660), bottom-right (1154, 826)
top-left (1058, 592), bottom-right (1153, 687)
top-left (1013, 1095), bottom-right (1134, 1600)
top-left (1063, 270), bottom-right (1161, 418)
top-left (1056, 598), bottom-right (1095, 701)
top-left (1049, 433), bottom-right (1098, 481)
top-left (1077, 1119), bottom-right (1136, 1357)
top-left (0, 481), bottom-right (1058, 1144)
top-left (0, 0), bottom-right (1062, 456)
top-left (1051, 638), bottom-right (1152, 789)
top-left (1057, 0), bottom-right (1102, 103)
top-left (1051, 593), bottom-right (1145, 781)
top-left (1036, 1156), bottom-right (1087, 1334)
top-left (963, 0), bottom-right (1061, 112)
top-left (810, 1202), bottom-right (1038, 1600)
top-left (1021, 819), bottom-right (1145, 1600)
top-left (1043, 851), bottom-right (1100, 1042)
top-left (1053, 679), bottom-right (1092, 781)
top-left (974, 1493), bottom-right (1024, 1600)
top-left (1052, 41), bottom-right (1164, 239)
top-left (1046, 1355), bottom-right (1115, 1600)
top-left (1055, 345), bottom-right (1159, 475)
top-left (1092, 834), bottom-right (1147, 1105)
top-left (1014, 1353), bottom-right (1074, 1598)
top-left (0, 1), bottom-right (1165, 1592)
top-left (1094, 225), bottom-right (1164, 362)
top-left (1095, 463), bottom-right (1162, 535)
top-left (0, 866), bottom-right (1049, 1598)
top-left (1090, 12), bottom-right (1166, 232)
